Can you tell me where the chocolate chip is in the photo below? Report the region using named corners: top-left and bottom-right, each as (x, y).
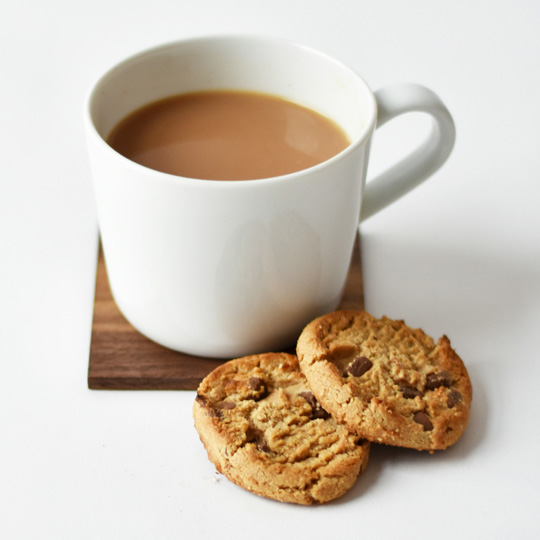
top-left (196, 394), bottom-right (223, 418)
top-left (413, 411), bottom-right (433, 431)
top-left (220, 401), bottom-right (236, 410)
top-left (247, 376), bottom-right (268, 400)
top-left (399, 385), bottom-right (421, 399)
top-left (299, 391), bottom-right (317, 409)
top-left (312, 407), bottom-right (331, 420)
top-left (344, 356), bottom-right (373, 377)
top-left (246, 426), bottom-right (270, 453)
top-left (299, 391), bottom-right (330, 420)
top-left (447, 390), bottom-right (462, 408)
top-left (425, 371), bottom-right (451, 390)
top-left (248, 377), bottom-right (264, 391)
top-left (257, 439), bottom-right (271, 453)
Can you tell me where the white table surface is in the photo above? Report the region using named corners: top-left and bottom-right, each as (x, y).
top-left (2, 1), bottom-right (539, 538)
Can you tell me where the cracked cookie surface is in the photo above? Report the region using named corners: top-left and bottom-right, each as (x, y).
top-left (297, 310), bottom-right (472, 451)
top-left (193, 352), bottom-right (370, 504)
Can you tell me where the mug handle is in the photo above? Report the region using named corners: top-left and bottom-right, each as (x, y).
top-left (360, 83), bottom-right (456, 221)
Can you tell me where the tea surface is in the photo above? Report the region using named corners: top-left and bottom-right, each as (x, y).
top-left (107, 90), bottom-right (350, 180)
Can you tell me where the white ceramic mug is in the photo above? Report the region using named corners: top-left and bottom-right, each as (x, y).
top-left (85, 35), bottom-right (455, 358)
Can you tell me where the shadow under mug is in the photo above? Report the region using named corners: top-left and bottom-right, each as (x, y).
top-left (85, 35), bottom-right (455, 358)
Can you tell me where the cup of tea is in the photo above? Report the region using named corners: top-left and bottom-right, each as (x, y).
top-left (84, 35), bottom-right (455, 358)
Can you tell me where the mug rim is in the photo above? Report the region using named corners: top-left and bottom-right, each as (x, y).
top-left (84, 34), bottom-right (378, 187)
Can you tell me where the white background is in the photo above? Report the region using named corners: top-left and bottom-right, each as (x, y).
top-left (1, 1), bottom-right (539, 538)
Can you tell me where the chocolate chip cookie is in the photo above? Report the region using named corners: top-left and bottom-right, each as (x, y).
top-left (297, 310), bottom-right (472, 451)
top-left (193, 352), bottom-right (370, 504)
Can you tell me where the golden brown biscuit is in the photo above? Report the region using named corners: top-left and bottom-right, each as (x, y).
top-left (193, 352), bottom-right (370, 504)
top-left (297, 310), bottom-right (472, 451)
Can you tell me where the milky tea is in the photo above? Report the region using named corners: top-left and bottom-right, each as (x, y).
top-left (107, 90), bottom-right (350, 180)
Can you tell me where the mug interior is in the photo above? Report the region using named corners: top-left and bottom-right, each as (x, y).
top-left (88, 36), bottom-right (376, 150)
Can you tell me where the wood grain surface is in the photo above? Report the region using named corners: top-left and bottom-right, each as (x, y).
top-left (88, 235), bottom-right (364, 390)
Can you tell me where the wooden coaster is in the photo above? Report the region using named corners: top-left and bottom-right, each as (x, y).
top-left (88, 236), bottom-right (364, 390)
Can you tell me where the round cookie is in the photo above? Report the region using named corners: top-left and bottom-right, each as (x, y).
top-left (297, 310), bottom-right (472, 451)
top-left (193, 352), bottom-right (370, 505)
